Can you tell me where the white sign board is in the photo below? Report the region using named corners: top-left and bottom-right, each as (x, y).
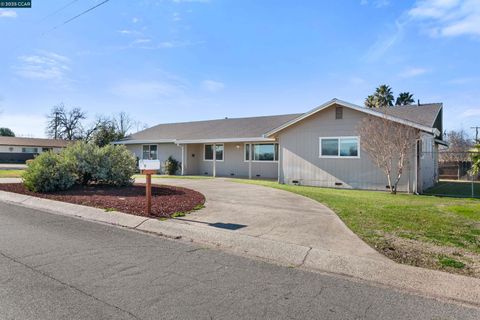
top-left (139, 159), bottom-right (161, 170)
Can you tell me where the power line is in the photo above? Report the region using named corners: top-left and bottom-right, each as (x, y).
top-left (38, 0), bottom-right (80, 23)
top-left (42, 0), bottom-right (111, 36)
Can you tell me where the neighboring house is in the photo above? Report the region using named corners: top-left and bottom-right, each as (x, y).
top-left (0, 137), bottom-right (69, 163)
top-left (114, 99), bottom-right (445, 193)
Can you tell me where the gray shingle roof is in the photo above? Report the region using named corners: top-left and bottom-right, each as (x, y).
top-left (377, 103), bottom-right (442, 127)
top-left (120, 101), bottom-right (443, 143)
top-left (126, 114), bottom-right (303, 141)
top-left (0, 137), bottom-right (70, 148)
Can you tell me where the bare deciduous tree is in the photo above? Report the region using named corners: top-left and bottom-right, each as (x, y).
top-left (357, 112), bottom-right (418, 194)
top-left (114, 112), bottom-right (134, 137)
top-left (46, 104), bottom-right (86, 140)
top-left (440, 130), bottom-right (473, 162)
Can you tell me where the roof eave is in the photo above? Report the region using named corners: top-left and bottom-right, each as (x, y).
top-left (265, 98), bottom-right (440, 137)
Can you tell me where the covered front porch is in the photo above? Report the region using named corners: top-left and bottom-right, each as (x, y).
top-left (178, 139), bottom-right (279, 180)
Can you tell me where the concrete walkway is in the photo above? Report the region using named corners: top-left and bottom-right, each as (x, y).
top-left (0, 177), bottom-right (479, 307)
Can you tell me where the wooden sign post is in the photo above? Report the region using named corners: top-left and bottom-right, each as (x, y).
top-left (141, 169), bottom-right (156, 215)
top-left (138, 160), bottom-right (161, 216)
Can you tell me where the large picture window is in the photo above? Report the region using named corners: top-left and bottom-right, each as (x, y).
top-left (204, 144), bottom-right (224, 161)
top-left (319, 137), bottom-right (359, 158)
top-left (142, 145), bottom-right (158, 160)
top-left (245, 143), bottom-right (279, 162)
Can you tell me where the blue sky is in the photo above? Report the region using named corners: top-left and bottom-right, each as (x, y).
top-left (0, 0), bottom-right (479, 137)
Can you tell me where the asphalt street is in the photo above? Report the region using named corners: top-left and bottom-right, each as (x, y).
top-left (0, 201), bottom-right (479, 320)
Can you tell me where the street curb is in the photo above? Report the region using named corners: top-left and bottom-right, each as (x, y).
top-left (0, 190), bottom-right (479, 308)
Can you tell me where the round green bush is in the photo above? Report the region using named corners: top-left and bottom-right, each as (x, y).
top-left (22, 151), bottom-right (76, 192)
top-left (22, 142), bottom-right (137, 192)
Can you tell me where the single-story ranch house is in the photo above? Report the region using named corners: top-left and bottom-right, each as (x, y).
top-left (115, 99), bottom-right (445, 193)
top-left (0, 137), bottom-right (69, 163)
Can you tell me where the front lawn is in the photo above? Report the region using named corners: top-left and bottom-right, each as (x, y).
top-left (233, 179), bottom-right (480, 277)
top-left (425, 180), bottom-right (480, 198)
top-left (0, 169), bottom-right (25, 178)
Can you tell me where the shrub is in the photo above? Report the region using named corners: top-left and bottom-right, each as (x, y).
top-left (25, 159), bottom-right (34, 166)
top-left (99, 144), bottom-right (136, 186)
top-left (63, 142), bottom-right (103, 185)
top-left (23, 142), bottom-right (136, 192)
top-left (164, 156), bottom-right (180, 175)
top-left (23, 152), bottom-right (76, 192)
top-left (63, 142), bottom-right (136, 186)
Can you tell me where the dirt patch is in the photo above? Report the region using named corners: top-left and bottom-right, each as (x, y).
top-left (0, 183), bottom-right (205, 218)
top-left (376, 235), bottom-right (480, 278)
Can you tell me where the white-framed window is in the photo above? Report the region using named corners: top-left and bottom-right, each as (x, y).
top-left (244, 143), bottom-right (279, 162)
top-left (319, 137), bottom-right (359, 158)
top-left (142, 145), bottom-right (158, 160)
top-left (22, 147), bottom-right (38, 153)
top-left (204, 144), bottom-right (224, 161)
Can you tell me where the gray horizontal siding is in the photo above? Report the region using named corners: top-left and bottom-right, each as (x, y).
top-left (278, 104), bottom-right (415, 192)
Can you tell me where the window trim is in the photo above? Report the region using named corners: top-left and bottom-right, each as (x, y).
top-left (244, 143), bottom-right (279, 162)
top-left (142, 144), bottom-right (158, 160)
top-left (319, 136), bottom-right (360, 159)
top-left (21, 147), bottom-right (38, 153)
top-left (203, 143), bottom-right (224, 162)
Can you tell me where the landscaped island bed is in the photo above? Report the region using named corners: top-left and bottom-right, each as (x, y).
top-left (0, 183), bottom-right (205, 218)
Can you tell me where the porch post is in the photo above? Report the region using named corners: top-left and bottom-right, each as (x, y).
top-left (213, 143), bottom-right (216, 178)
top-left (181, 144), bottom-right (185, 176)
top-left (277, 142), bottom-right (281, 183)
top-left (248, 143), bottom-right (252, 179)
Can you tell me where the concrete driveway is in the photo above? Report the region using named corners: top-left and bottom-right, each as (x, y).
top-left (138, 177), bottom-right (383, 260)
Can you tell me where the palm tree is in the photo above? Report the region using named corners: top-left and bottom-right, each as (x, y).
top-left (364, 95), bottom-right (377, 108)
top-left (374, 84), bottom-right (394, 107)
top-left (395, 92), bottom-right (415, 106)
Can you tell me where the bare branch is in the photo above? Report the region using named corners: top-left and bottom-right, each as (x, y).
top-left (357, 110), bottom-right (418, 193)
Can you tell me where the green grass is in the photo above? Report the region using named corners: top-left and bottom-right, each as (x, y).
top-left (133, 174), bottom-right (213, 180)
top-left (0, 169), bottom-right (25, 178)
top-left (439, 256), bottom-right (466, 269)
top-left (231, 179), bottom-right (480, 255)
top-left (425, 180), bottom-right (480, 198)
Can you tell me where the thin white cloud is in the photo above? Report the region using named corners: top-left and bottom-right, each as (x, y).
top-left (364, 18), bottom-right (408, 61)
top-left (460, 108), bottom-right (480, 117)
top-left (409, 0), bottom-right (480, 37)
top-left (172, 12), bottom-right (181, 21)
top-left (201, 80), bottom-right (225, 93)
top-left (399, 67), bottom-right (428, 78)
top-left (360, 0), bottom-right (390, 8)
top-left (110, 80), bottom-right (182, 100)
top-left (13, 51), bottom-right (70, 80)
top-left (0, 9), bottom-right (17, 18)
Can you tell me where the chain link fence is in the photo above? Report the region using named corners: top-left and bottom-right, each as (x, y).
top-left (424, 151), bottom-right (479, 198)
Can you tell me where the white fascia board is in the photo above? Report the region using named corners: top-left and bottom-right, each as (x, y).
top-left (112, 139), bottom-right (175, 145)
top-left (175, 137), bottom-right (276, 144)
top-left (264, 98), bottom-right (439, 137)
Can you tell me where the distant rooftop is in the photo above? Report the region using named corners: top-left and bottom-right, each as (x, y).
top-left (0, 137), bottom-right (70, 148)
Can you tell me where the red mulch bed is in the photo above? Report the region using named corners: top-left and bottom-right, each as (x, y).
top-left (0, 183), bottom-right (205, 218)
